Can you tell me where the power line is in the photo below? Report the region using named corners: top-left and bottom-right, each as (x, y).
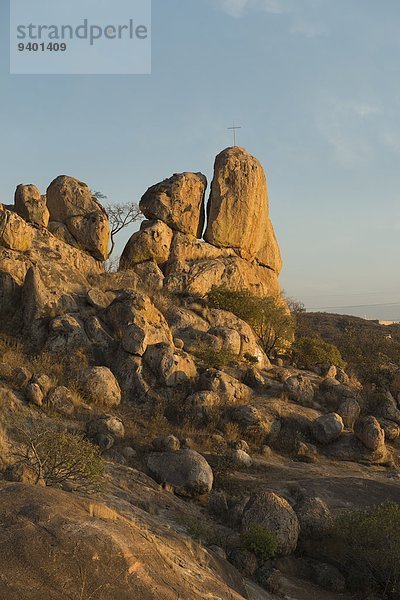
top-left (309, 301), bottom-right (400, 311)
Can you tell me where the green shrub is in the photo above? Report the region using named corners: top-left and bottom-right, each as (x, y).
top-left (207, 287), bottom-right (294, 358)
top-left (194, 343), bottom-right (236, 369)
top-left (291, 336), bottom-right (345, 370)
top-left (241, 523), bottom-right (278, 561)
top-left (15, 428), bottom-right (104, 493)
top-left (330, 503), bottom-right (400, 597)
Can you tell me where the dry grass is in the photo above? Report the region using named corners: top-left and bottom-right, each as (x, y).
top-left (223, 422), bottom-right (240, 443)
top-left (88, 502), bottom-right (118, 521)
top-left (0, 424), bottom-right (11, 469)
top-left (0, 336), bottom-right (27, 372)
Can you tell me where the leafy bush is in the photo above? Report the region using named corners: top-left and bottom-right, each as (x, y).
top-left (241, 523), bottom-right (278, 561)
top-left (330, 503), bottom-right (400, 597)
top-left (194, 343), bottom-right (236, 369)
top-left (291, 336), bottom-right (345, 370)
top-left (15, 428), bottom-right (104, 493)
top-left (207, 287), bottom-right (294, 357)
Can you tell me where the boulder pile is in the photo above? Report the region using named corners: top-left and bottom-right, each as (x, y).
top-left (120, 147), bottom-right (284, 298)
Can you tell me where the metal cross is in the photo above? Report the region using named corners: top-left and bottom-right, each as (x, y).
top-left (228, 121), bottom-right (241, 147)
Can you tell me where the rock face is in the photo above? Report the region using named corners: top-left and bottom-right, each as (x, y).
top-left (295, 497), bottom-right (333, 540)
top-left (140, 172), bottom-right (207, 237)
top-left (355, 416), bottom-right (385, 451)
top-left (46, 176), bottom-right (110, 261)
top-left (147, 449), bottom-right (213, 497)
top-left (164, 255), bottom-right (282, 298)
top-left (143, 343), bottom-right (197, 387)
top-left (312, 413), bottom-right (344, 445)
top-left (0, 209), bottom-right (34, 252)
top-left (204, 147), bottom-right (281, 271)
top-left (0, 484), bottom-right (245, 600)
top-left (284, 374), bottom-right (315, 406)
top-left (80, 367), bottom-right (121, 407)
top-left (242, 491), bottom-right (300, 556)
top-left (119, 220), bottom-right (173, 269)
top-left (14, 184), bottom-right (50, 227)
top-left (119, 147), bottom-right (285, 302)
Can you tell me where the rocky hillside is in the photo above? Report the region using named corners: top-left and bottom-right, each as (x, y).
top-left (0, 147), bottom-right (399, 600)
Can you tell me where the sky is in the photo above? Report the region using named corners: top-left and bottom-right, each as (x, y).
top-left (1, 0), bottom-right (400, 319)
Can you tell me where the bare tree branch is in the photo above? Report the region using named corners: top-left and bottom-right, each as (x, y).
top-left (91, 192), bottom-right (143, 259)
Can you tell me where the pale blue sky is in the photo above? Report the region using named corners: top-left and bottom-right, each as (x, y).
top-left (1, 0), bottom-right (400, 318)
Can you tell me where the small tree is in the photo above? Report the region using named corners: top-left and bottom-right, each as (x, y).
top-left (92, 191), bottom-right (143, 258)
top-left (15, 427), bottom-right (104, 493)
top-left (330, 503), bottom-right (400, 597)
top-left (291, 336), bottom-right (345, 370)
top-left (207, 287), bottom-right (294, 358)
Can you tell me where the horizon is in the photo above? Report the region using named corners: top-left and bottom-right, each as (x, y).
top-left (1, 0), bottom-right (399, 320)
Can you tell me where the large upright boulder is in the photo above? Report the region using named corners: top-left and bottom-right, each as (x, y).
top-left (140, 172), bottom-right (207, 237)
top-left (204, 147), bottom-right (281, 272)
top-left (14, 184), bottom-right (49, 228)
top-left (46, 176), bottom-right (110, 261)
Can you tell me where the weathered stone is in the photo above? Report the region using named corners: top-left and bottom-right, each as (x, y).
top-left (205, 308), bottom-right (270, 367)
top-left (140, 172), bottom-right (207, 237)
top-left (80, 367), bottom-right (121, 407)
top-left (119, 220), bottom-right (173, 269)
top-left (185, 390), bottom-right (221, 425)
top-left (208, 326), bottom-right (241, 355)
top-left (143, 343), bottom-right (197, 387)
top-left (378, 392), bottom-right (400, 425)
top-left (379, 419), bottom-right (400, 442)
top-left (354, 416), bottom-right (385, 451)
top-left (47, 386), bottom-right (75, 416)
top-left (229, 405), bottom-right (264, 428)
top-left (147, 449), bottom-right (213, 497)
top-left (31, 374), bottom-right (52, 398)
top-left (25, 383), bottom-right (44, 407)
top-left (84, 316), bottom-right (115, 353)
top-left (48, 221), bottom-right (81, 248)
top-left (198, 369), bottom-right (252, 403)
top-left (166, 232), bottom-right (235, 270)
top-left (0, 209), bottom-right (34, 252)
top-left (295, 441), bottom-right (318, 463)
top-left (152, 435), bottom-right (180, 453)
top-left (242, 491), bottom-right (300, 556)
top-left (46, 176), bottom-right (110, 261)
top-left (14, 184), bottom-right (49, 227)
top-left (231, 448), bottom-right (253, 468)
top-left (312, 413), bottom-right (344, 445)
top-left (284, 374), bottom-right (315, 407)
top-left (229, 548), bottom-right (258, 577)
top-left (204, 147), bottom-right (281, 271)
top-left (87, 414), bottom-right (125, 439)
top-left (295, 497), bottom-right (333, 540)
top-left (67, 211), bottom-right (110, 261)
top-left (336, 367), bottom-right (350, 385)
top-left (337, 398), bottom-right (361, 429)
top-left (86, 288), bottom-right (114, 310)
top-left (165, 255), bottom-right (282, 299)
top-left (105, 291), bottom-right (172, 355)
top-left (46, 315), bottom-right (89, 353)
